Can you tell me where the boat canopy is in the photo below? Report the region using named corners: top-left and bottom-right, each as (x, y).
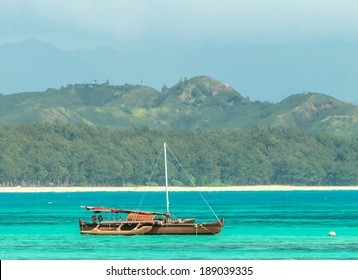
top-left (126, 212), bottom-right (157, 221)
top-left (81, 206), bottom-right (169, 217)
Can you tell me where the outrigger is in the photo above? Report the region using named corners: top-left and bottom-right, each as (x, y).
top-left (79, 143), bottom-right (224, 235)
top-left (79, 206), bottom-right (223, 235)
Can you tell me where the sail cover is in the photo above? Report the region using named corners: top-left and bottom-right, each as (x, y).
top-left (126, 212), bottom-right (157, 221)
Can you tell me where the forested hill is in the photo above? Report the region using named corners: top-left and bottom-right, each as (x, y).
top-left (1, 76), bottom-right (358, 134)
top-left (1, 124), bottom-right (358, 187)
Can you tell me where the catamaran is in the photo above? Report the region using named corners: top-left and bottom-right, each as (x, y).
top-left (79, 143), bottom-right (224, 235)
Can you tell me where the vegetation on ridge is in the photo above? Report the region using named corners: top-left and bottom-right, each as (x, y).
top-left (1, 76), bottom-right (358, 134)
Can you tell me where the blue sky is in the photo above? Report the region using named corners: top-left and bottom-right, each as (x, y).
top-left (1, 0), bottom-right (358, 50)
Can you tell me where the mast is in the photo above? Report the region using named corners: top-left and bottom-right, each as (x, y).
top-left (164, 142), bottom-right (170, 215)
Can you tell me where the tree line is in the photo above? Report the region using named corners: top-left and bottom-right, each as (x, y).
top-left (0, 123), bottom-right (357, 187)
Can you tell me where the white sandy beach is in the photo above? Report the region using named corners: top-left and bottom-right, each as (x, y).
top-left (0, 185), bottom-right (357, 193)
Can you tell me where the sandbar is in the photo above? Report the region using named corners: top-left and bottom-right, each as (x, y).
top-left (0, 185), bottom-right (357, 193)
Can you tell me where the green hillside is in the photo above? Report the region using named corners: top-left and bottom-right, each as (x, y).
top-left (1, 76), bottom-right (358, 134)
top-left (273, 93), bottom-right (358, 133)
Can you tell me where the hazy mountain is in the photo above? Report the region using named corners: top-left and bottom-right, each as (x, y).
top-left (1, 39), bottom-right (358, 104)
top-left (1, 76), bottom-right (357, 134)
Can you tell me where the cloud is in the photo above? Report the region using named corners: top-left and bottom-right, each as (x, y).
top-left (1, 0), bottom-right (358, 49)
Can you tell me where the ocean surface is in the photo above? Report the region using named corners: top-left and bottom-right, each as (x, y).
top-left (0, 191), bottom-right (357, 260)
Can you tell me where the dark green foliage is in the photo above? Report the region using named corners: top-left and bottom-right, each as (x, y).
top-left (1, 124), bottom-right (358, 187)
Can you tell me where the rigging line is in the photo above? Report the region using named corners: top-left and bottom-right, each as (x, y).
top-left (147, 146), bottom-right (164, 186)
top-left (133, 145), bottom-right (163, 218)
top-left (166, 145), bottom-right (221, 224)
top-left (133, 192), bottom-right (146, 221)
top-left (197, 191), bottom-right (221, 224)
top-left (199, 224), bottom-right (218, 235)
top-left (166, 145), bottom-right (195, 186)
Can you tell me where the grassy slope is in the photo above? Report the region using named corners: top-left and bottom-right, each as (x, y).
top-left (1, 76), bottom-right (358, 134)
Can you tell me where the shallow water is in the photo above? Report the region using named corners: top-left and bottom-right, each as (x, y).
top-left (0, 191), bottom-right (357, 259)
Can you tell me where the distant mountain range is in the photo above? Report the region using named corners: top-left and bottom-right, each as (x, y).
top-left (1, 39), bottom-right (358, 104)
top-left (1, 76), bottom-right (357, 134)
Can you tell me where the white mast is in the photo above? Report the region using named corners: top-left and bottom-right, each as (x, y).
top-left (164, 142), bottom-right (170, 215)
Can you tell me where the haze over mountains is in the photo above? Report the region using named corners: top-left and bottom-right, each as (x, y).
top-left (1, 75), bottom-right (357, 135)
top-left (1, 39), bottom-right (358, 104)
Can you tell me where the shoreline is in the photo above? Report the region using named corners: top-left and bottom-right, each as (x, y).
top-left (1, 185), bottom-right (358, 193)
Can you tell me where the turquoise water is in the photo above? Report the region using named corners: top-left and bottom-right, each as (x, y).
top-left (0, 191), bottom-right (357, 260)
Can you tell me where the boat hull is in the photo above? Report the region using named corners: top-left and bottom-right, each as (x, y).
top-left (146, 220), bottom-right (223, 235)
top-left (79, 219), bottom-right (224, 235)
